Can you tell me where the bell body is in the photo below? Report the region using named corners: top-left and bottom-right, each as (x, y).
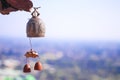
top-left (23, 64), bottom-right (31, 73)
top-left (34, 61), bottom-right (43, 70)
top-left (26, 16), bottom-right (45, 37)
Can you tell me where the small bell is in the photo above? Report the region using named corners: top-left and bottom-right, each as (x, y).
top-left (26, 7), bottom-right (45, 37)
top-left (34, 61), bottom-right (43, 70)
top-left (23, 64), bottom-right (31, 73)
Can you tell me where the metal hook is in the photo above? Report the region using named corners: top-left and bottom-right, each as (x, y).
top-left (31, 7), bottom-right (41, 17)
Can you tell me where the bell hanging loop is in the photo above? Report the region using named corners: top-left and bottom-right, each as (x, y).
top-left (26, 7), bottom-right (45, 37)
top-left (31, 7), bottom-right (40, 17)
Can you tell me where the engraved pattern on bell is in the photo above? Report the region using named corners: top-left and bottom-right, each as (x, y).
top-left (26, 16), bottom-right (45, 37)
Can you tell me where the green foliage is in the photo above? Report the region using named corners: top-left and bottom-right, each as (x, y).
top-left (25, 75), bottom-right (36, 80)
top-left (4, 76), bottom-right (13, 80)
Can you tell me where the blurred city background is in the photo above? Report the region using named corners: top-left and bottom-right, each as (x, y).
top-left (0, 0), bottom-right (120, 80)
top-left (0, 38), bottom-right (120, 80)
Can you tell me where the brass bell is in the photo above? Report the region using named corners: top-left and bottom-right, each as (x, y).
top-left (23, 64), bottom-right (31, 73)
top-left (26, 7), bottom-right (45, 37)
top-left (34, 61), bottom-right (43, 70)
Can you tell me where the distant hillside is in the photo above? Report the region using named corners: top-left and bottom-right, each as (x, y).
top-left (0, 37), bottom-right (120, 58)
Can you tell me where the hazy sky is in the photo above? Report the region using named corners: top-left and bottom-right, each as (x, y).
top-left (0, 0), bottom-right (120, 41)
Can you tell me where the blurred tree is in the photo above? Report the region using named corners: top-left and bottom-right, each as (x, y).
top-left (14, 76), bottom-right (23, 80)
top-left (25, 75), bottom-right (36, 80)
top-left (4, 76), bottom-right (13, 80)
